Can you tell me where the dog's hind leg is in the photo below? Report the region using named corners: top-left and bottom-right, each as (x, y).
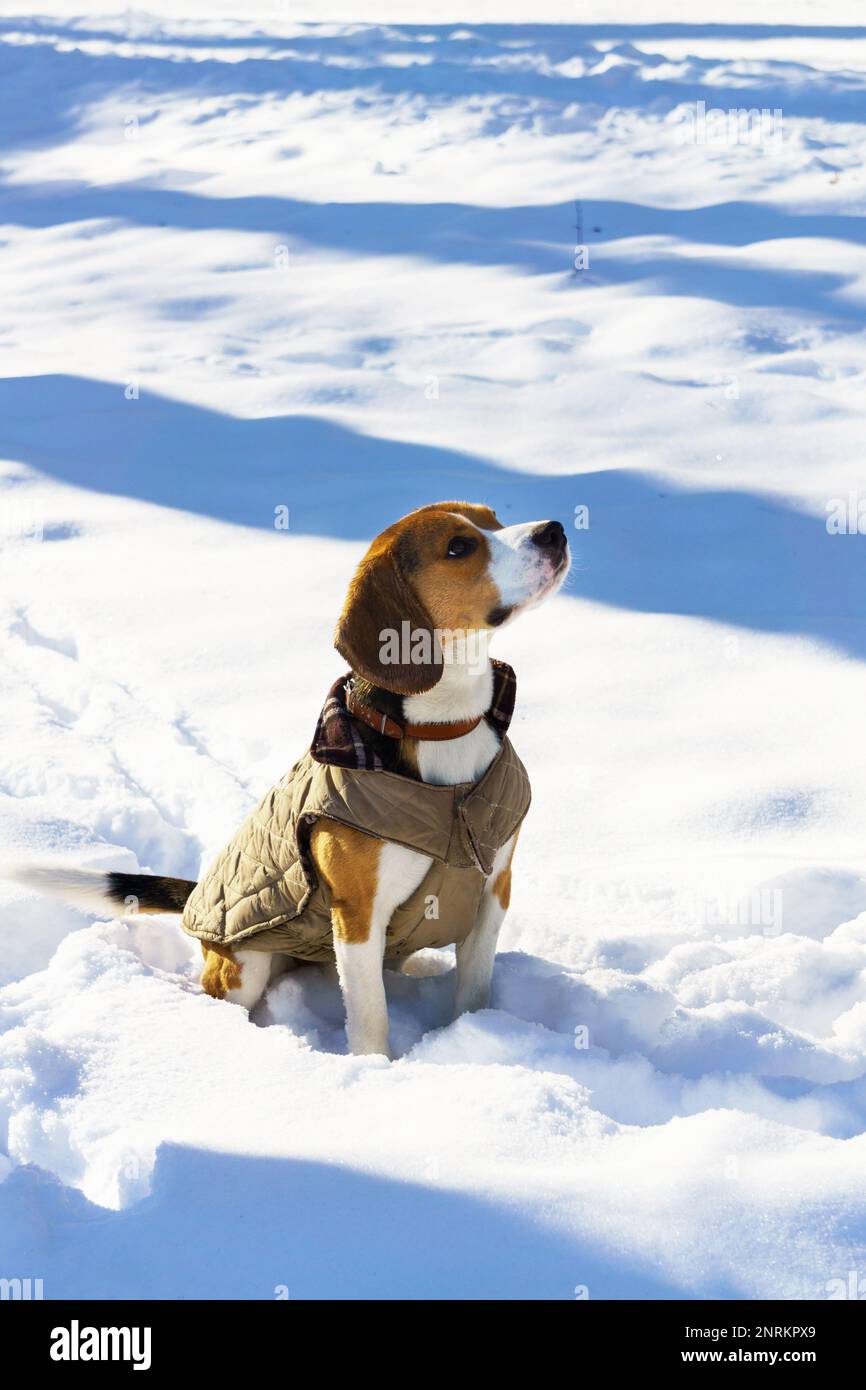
top-left (200, 943), bottom-right (272, 1011)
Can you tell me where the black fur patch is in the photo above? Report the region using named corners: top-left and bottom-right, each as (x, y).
top-left (486, 604), bottom-right (514, 627)
top-left (105, 872), bottom-right (196, 913)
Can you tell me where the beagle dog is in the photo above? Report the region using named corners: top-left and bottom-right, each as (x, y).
top-left (10, 503), bottom-right (570, 1057)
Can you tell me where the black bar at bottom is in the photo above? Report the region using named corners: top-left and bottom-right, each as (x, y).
top-left (3, 1297), bottom-right (860, 1374)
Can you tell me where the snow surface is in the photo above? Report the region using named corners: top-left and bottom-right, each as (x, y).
top-left (2, 4), bottom-right (866, 1299)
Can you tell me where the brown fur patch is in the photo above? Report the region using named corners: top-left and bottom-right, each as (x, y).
top-left (491, 831), bottom-right (520, 910)
top-left (492, 867), bottom-right (512, 911)
top-left (396, 737), bottom-right (420, 778)
top-left (200, 942), bottom-right (243, 998)
top-left (415, 501), bottom-right (502, 532)
top-left (407, 512), bottom-right (500, 634)
top-left (310, 820), bottom-right (381, 944)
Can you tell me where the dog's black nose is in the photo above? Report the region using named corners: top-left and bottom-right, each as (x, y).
top-left (530, 520), bottom-right (567, 555)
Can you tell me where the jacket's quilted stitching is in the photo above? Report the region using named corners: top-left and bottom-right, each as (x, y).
top-left (182, 692), bottom-right (531, 962)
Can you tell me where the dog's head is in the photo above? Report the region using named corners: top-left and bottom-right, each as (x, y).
top-left (334, 501), bottom-right (570, 694)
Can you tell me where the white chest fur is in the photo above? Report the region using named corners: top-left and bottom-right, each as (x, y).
top-left (402, 656), bottom-right (500, 787)
top-left (413, 720), bottom-right (501, 786)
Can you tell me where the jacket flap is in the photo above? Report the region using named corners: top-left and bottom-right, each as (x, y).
top-left (297, 756), bottom-right (464, 863)
top-left (458, 738), bottom-right (532, 873)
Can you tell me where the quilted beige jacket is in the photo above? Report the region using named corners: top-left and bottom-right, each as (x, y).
top-left (181, 670), bottom-right (531, 963)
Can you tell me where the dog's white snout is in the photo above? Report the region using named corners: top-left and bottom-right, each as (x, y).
top-left (487, 517), bottom-right (570, 615)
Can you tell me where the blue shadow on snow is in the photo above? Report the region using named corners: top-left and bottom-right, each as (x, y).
top-left (0, 374), bottom-right (864, 661)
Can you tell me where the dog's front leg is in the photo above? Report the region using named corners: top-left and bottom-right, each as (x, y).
top-left (311, 823), bottom-right (430, 1058)
top-left (333, 918), bottom-right (391, 1058)
top-left (455, 832), bottom-right (519, 1018)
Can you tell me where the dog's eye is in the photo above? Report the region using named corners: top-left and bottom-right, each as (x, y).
top-left (446, 536), bottom-right (476, 559)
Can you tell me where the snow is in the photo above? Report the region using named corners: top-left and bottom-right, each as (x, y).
top-left (2, 4), bottom-right (866, 1299)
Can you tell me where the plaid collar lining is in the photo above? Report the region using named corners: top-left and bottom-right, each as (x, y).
top-left (310, 659), bottom-right (518, 772)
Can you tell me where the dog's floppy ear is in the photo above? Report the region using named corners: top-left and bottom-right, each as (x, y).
top-left (334, 531), bottom-right (443, 694)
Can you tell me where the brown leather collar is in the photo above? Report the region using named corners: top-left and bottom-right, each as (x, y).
top-left (346, 687), bottom-right (484, 742)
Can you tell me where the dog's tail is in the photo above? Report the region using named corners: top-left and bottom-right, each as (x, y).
top-left (4, 864), bottom-right (196, 917)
